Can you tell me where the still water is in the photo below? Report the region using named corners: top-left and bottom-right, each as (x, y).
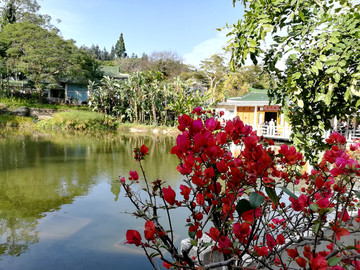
top-left (0, 134), bottom-right (184, 270)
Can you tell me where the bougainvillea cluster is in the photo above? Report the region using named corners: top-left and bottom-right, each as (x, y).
top-left (120, 108), bottom-right (360, 269)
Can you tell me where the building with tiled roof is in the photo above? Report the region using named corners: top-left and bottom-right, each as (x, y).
top-left (216, 88), bottom-right (291, 140)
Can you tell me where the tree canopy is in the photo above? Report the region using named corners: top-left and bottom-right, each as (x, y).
top-left (0, 0), bottom-right (56, 30)
top-left (229, 0), bottom-right (360, 160)
top-left (0, 22), bottom-right (101, 102)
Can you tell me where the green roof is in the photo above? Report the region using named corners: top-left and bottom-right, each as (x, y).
top-left (100, 66), bottom-right (121, 77)
top-left (228, 88), bottom-right (269, 102)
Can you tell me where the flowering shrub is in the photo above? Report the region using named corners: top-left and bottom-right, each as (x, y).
top-left (120, 108), bottom-right (360, 269)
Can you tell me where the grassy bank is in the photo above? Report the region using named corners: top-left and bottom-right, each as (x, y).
top-left (0, 101), bottom-right (178, 136)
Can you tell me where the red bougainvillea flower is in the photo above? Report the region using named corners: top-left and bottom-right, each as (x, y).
top-left (125, 230), bottom-right (142, 246)
top-left (162, 261), bottom-right (172, 269)
top-left (325, 132), bottom-right (346, 145)
top-left (218, 235), bottom-right (233, 254)
top-left (352, 260), bottom-right (360, 270)
top-left (129, 170), bottom-right (139, 181)
top-left (144, 220), bottom-right (155, 241)
top-left (140, 144), bottom-right (149, 155)
top-left (205, 117), bottom-right (217, 131)
top-left (279, 144), bottom-right (302, 165)
top-left (276, 234), bottom-right (285, 245)
top-left (296, 257), bottom-right (307, 267)
top-left (163, 186), bottom-right (176, 205)
top-left (254, 245), bottom-right (269, 257)
top-left (289, 194), bottom-right (308, 211)
top-left (233, 222), bottom-right (250, 241)
top-left (337, 209), bottom-right (350, 222)
top-left (266, 234), bottom-right (276, 252)
top-left (216, 160), bottom-right (228, 173)
top-left (332, 222), bottom-right (350, 241)
top-left (207, 227), bottom-right (220, 241)
top-left (241, 208), bottom-right (262, 224)
top-left (196, 193), bottom-right (205, 205)
top-left (194, 212), bottom-right (203, 221)
top-left (310, 254), bottom-right (328, 270)
top-left (180, 185), bottom-right (191, 201)
top-left (286, 248), bottom-right (299, 259)
top-left (192, 106), bottom-right (203, 115)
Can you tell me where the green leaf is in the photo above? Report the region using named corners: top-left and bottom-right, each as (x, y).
top-left (299, 10), bottom-right (305, 21)
top-left (314, 222), bottom-right (321, 234)
top-left (311, 65), bottom-right (318, 75)
top-left (281, 187), bottom-right (298, 199)
top-left (249, 192), bottom-right (265, 208)
top-left (188, 231), bottom-right (196, 239)
top-left (314, 93), bottom-right (326, 102)
top-left (190, 239), bottom-right (198, 247)
top-left (265, 187), bottom-right (279, 204)
top-left (325, 60), bottom-right (338, 67)
top-left (202, 242), bottom-right (213, 248)
top-left (292, 72), bottom-right (301, 79)
top-left (319, 55), bottom-right (327, 62)
top-left (344, 89), bottom-right (351, 102)
top-left (249, 39), bottom-right (257, 48)
top-left (236, 199), bottom-right (253, 216)
top-left (315, 60), bottom-right (322, 70)
top-left (310, 203), bottom-right (319, 212)
top-left (327, 256), bottom-right (342, 266)
top-left (325, 91), bottom-right (333, 106)
top-left (329, 37), bottom-right (340, 43)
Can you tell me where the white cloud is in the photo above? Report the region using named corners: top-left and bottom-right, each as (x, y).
top-left (183, 30), bottom-right (230, 68)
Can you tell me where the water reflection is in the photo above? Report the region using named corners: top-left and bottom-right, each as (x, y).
top-left (0, 134), bottom-right (180, 269)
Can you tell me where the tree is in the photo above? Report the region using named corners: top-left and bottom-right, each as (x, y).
top-left (229, 0), bottom-right (360, 161)
top-left (115, 33), bottom-right (126, 58)
top-left (200, 54), bottom-right (227, 102)
top-left (223, 65), bottom-right (273, 98)
top-left (148, 51), bottom-right (189, 79)
top-left (0, 22), bottom-right (100, 102)
top-left (109, 45), bottom-right (116, 61)
top-left (223, 72), bottom-right (250, 98)
top-left (1, 0), bottom-right (16, 26)
top-left (0, 0), bottom-right (55, 30)
top-left (102, 47), bottom-right (110, 61)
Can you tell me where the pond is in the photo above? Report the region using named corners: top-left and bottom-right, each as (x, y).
top-left (0, 133), bottom-right (186, 270)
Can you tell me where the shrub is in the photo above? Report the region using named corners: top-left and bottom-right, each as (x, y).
top-left (121, 108), bottom-right (360, 269)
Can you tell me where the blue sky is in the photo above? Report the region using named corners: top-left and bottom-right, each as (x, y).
top-left (40, 0), bottom-right (244, 67)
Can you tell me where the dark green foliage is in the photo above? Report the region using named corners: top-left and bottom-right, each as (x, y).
top-left (0, 22), bottom-right (102, 102)
top-left (2, 1), bottom-right (16, 25)
top-left (115, 33), bottom-right (126, 59)
top-left (230, 0), bottom-right (360, 161)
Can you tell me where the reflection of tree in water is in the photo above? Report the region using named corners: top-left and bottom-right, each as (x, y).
top-left (0, 136), bottom-right (100, 258)
top-left (0, 134), bottom-right (179, 258)
top-left (0, 218), bottom-right (38, 257)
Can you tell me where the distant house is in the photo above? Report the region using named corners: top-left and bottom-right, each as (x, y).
top-left (47, 66), bottom-right (129, 104)
top-left (217, 88), bottom-right (360, 142)
top-left (217, 88), bottom-right (291, 141)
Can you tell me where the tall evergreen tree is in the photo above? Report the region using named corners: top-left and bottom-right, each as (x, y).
top-left (109, 45), bottom-right (116, 61)
top-left (115, 33), bottom-right (126, 58)
top-left (2, 0), bottom-right (16, 26)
